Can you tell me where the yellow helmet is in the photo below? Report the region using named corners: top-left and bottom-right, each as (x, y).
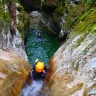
top-left (36, 62), bottom-right (44, 72)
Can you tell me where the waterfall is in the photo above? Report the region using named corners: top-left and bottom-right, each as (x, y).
top-left (21, 79), bottom-right (43, 96)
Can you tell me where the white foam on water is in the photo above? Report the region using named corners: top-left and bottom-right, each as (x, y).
top-left (22, 79), bottom-right (43, 96)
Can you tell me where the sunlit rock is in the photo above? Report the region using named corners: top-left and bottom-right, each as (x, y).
top-left (0, 1), bottom-right (31, 96)
top-left (0, 28), bottom-right (28, 60)
top-left (0, 49), bottom-right (31, 96)
top-left (46, 33), bottom-right (96, 95)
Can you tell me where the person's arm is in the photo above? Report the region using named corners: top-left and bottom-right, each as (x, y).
top-left (42, 67), bottom-right (47, 74)
top-left (43, 70), bottom-right (46, 73)
top-left (41, 68), bottom-right (47, 79)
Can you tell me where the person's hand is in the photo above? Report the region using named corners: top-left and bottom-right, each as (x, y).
top-left (43, 70), bottom-right (46, 73)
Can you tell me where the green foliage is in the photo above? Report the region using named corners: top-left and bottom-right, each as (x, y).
top-left (79, 10), bottom-right (91, 21)
top-left (54, 0), bottom-right (65, 16)
top-left (3, 11), bottom-right (12, 30)
top-left (63, 3), bottom-right (83, 30)
top-left (18, 21), bottom-right (24, 29)
top-left (56, 0), bottom-right (65, 7)
top-left (17, 20), bottom-right (25, 39)
top-left (17, 10), bottom-right (29, 40)
top-left (14, 0), bottom-right (20, 3)
top-left (63, 0), bottom-right (96, 37)
top-left (53, 3), bottom-right (65, 23)
top-left (73, 8), bottom-right (96, 35)
top-left (0, 1), bottom-right (12, 31)
top-left (55, 6), bottom-right (64, 16)
top-left (82, 49), bottom-right (88, 55)
top-left (17, 3), bottom-right (24, 12)
top-left (86, 0), bottom-right (95, 3)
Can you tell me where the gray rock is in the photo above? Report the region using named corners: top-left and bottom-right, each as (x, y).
top-left (29, 11), bottom-right (40, 18)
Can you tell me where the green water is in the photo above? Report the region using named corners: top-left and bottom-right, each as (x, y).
top-left (26, 27), bottom-right (61, 66)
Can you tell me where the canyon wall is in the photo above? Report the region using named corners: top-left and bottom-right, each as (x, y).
top-left (45, 0), bottom-right (96, 96)
top-left (0, 1), bottom-right (31, 96)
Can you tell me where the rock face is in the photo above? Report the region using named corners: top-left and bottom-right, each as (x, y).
top-left (40, 0), bottom-right (83, 40)
top-left (0, 1), bottom-right (31, 96)
top-left (40, 0), bottom-right (61, 35)
top-left (20, 0), bottom-right (41, 13)
top-left (29, 11), bottom-right (40, 18)
top-left (0, 27), bottom-right (28, 61)
top-left (40, 0), bottom-right (69, 38)
top-left (45, 1), bottom-right (96, 95)
top-left (46, 33), bottom-right (96, 96)
top-left (8, 1), bottom-right (17, 35)
top-left (0, 49), bottom-right (31, 96)
top-left (29, 11), bottom-right (41, 29)
top-left (40, 12), bottom-right (61, 34)
top-left (0, 0), bottom-right (29, 60)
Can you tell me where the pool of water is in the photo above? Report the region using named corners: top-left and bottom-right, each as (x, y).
top-left (26, 27), bottom-right (61, 66)
top-left (21, 26), bottom-right (61, 96)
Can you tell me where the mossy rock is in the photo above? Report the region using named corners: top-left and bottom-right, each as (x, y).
top-left (17, 3), bottom-right (24, 12)
top-left (42, 3), bottom-right (57, 13)
top-left (0, 1), bottom-right (12, 32)
top-left (73, 8), bottom-right (96, 35)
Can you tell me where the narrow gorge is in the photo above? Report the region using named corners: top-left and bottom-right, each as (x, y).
top-left (0, 0), bottom-right (96, 96)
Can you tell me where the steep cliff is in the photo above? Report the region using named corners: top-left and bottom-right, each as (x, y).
top-left (0, 0), bottom-right (31, 96)
top-left (46, 0), bottom-right (96, 96)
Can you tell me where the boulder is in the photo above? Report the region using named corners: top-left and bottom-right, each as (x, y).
top-left (29, 11), bottom-right (40, 18)
top-left (0, 49), bottom-right (31, 96)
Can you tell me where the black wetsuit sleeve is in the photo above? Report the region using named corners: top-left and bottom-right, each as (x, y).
top-left (41, 67), bottom-right (47, 79)
top-left (44, 67), bottom-right (47, 72)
